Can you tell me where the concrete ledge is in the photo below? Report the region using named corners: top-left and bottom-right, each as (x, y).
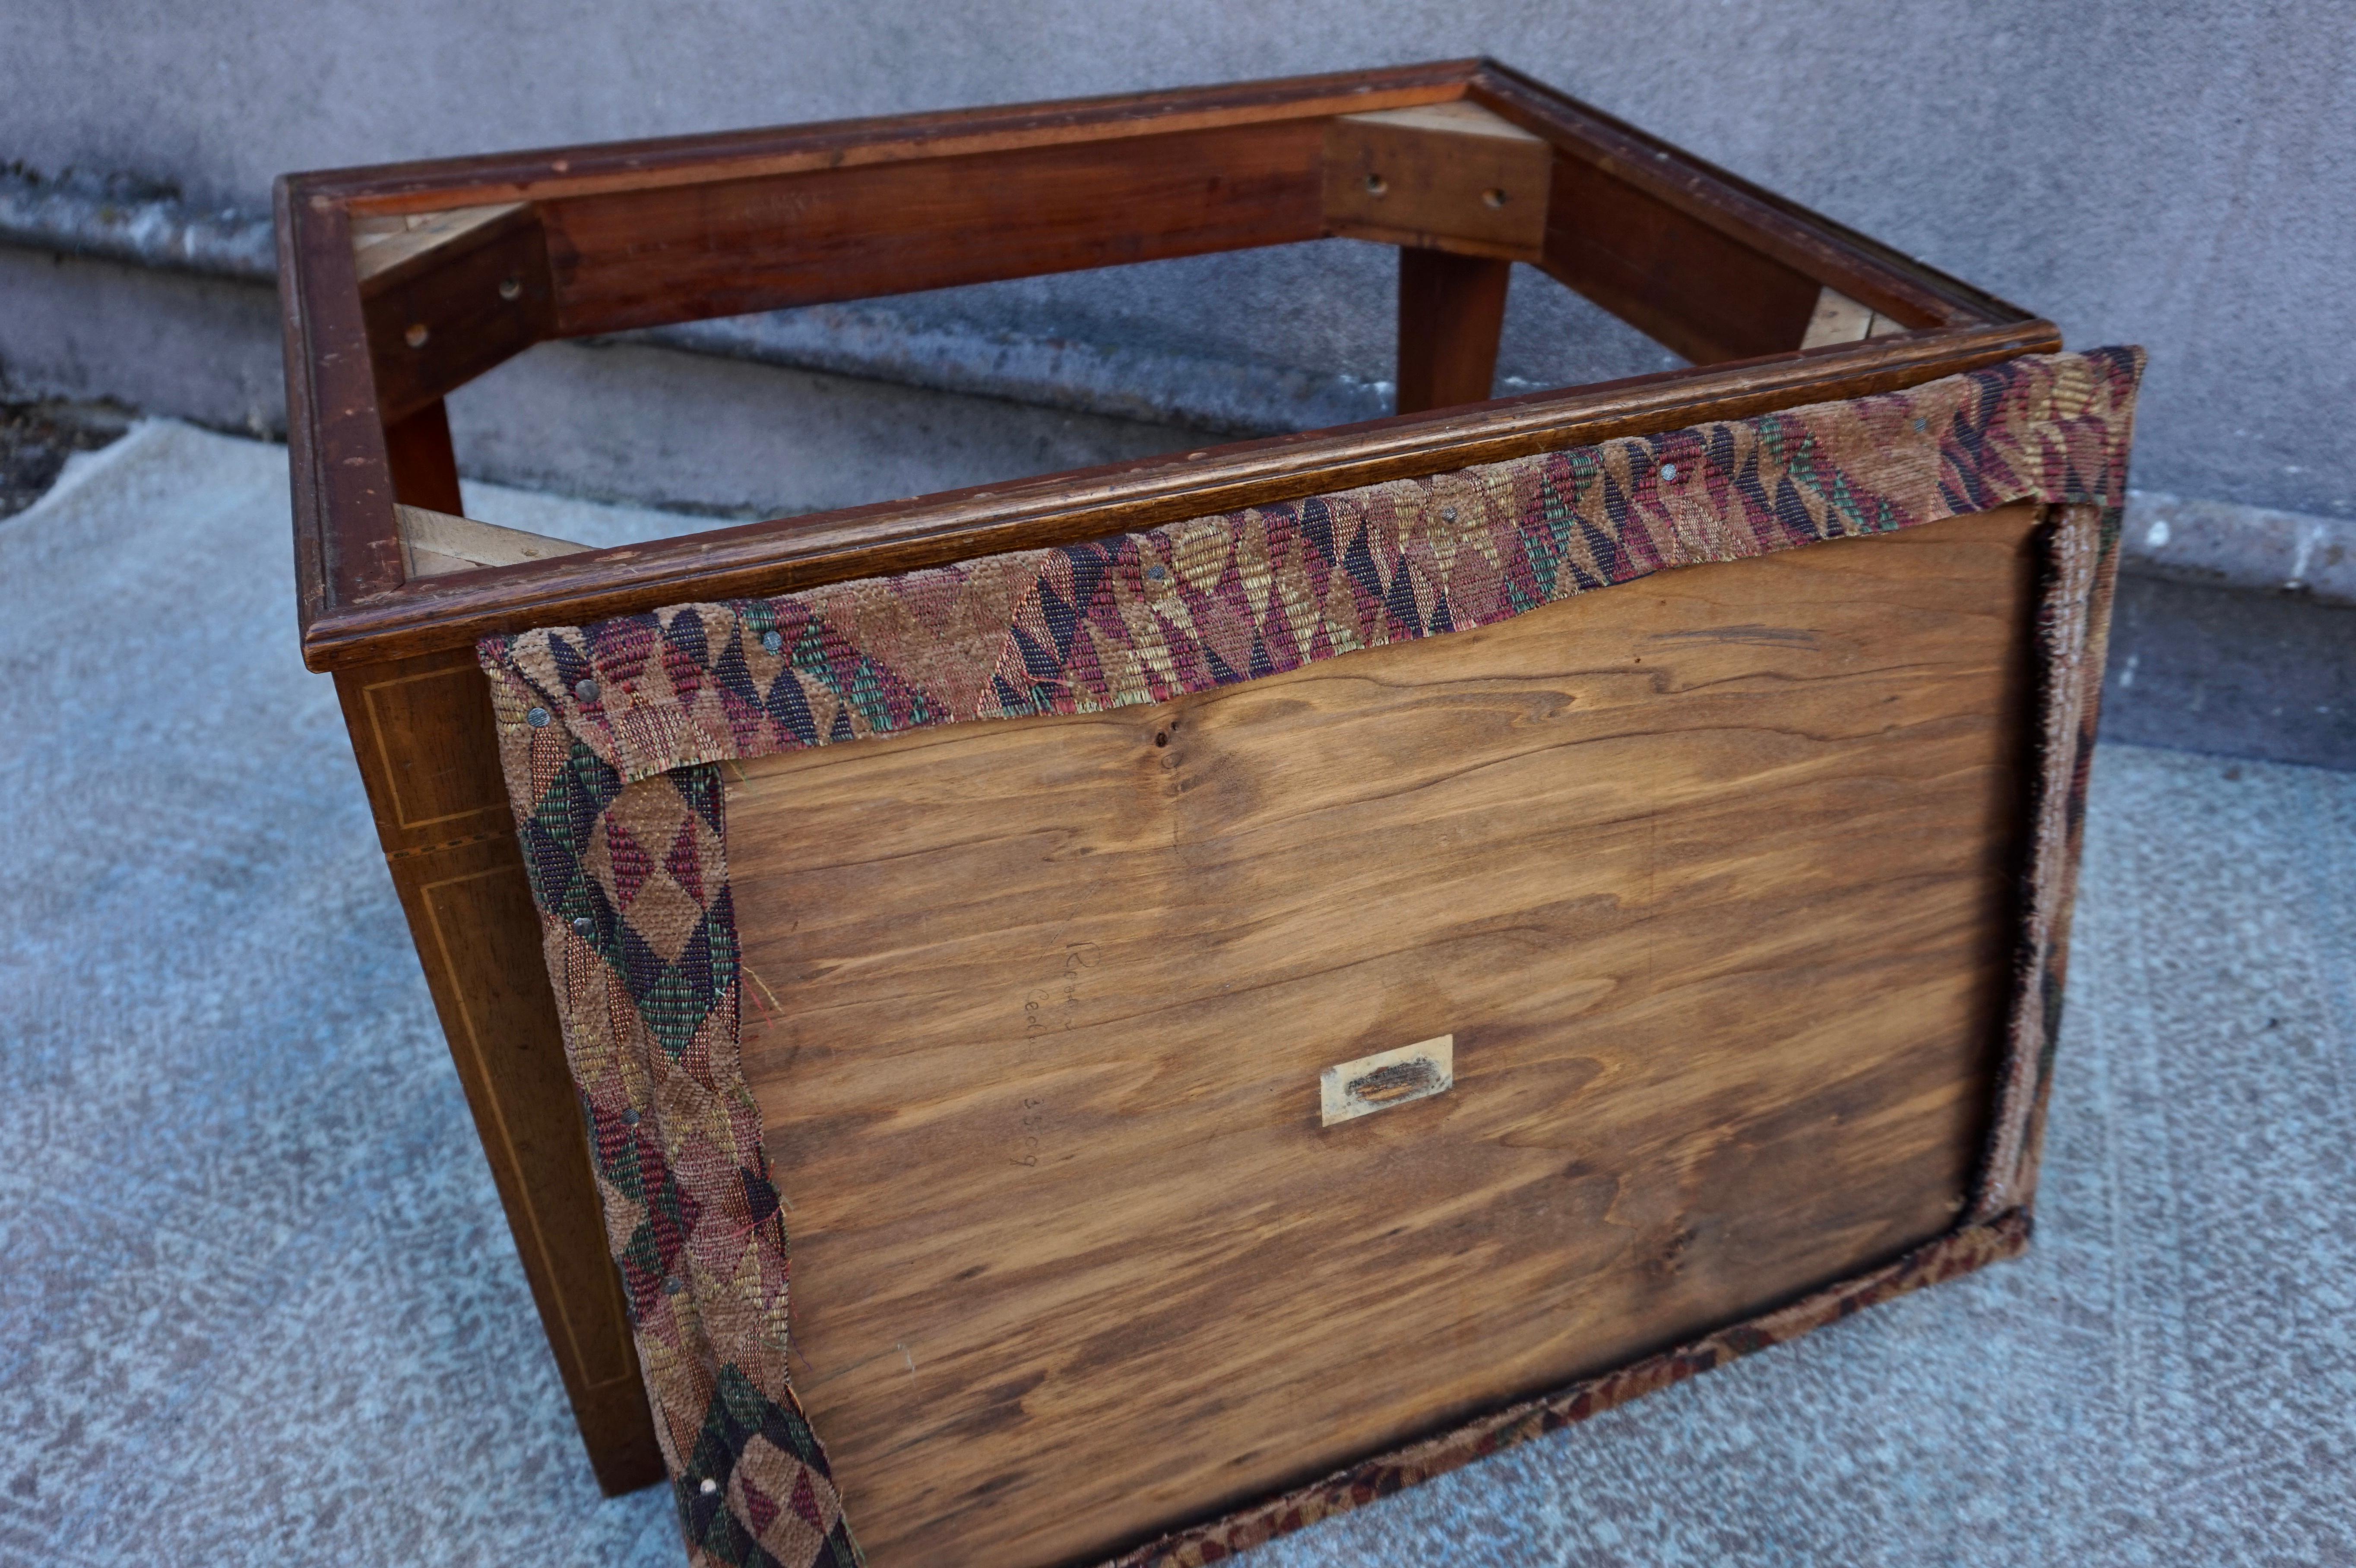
top-left (0, 246), bottom-right (288, 437)
top-left (0, 168), bottom-right (275, 280)
top-left (2121, 490), bottom-right (2355, 606)
top-left (2101, 573), bottom-right (2356, 771)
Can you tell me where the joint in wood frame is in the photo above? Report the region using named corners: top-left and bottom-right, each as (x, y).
top-left (1323, 100), bottom-right (1550, 260)
top-left (358, 200), bottom-right (557, 424)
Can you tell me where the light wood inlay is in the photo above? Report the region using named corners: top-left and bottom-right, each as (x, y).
top-left (330, 646), bottom-right (662, 1493)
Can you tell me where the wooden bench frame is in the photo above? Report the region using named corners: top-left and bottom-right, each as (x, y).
top-left (280, 57), bottom-right (2060, 1498)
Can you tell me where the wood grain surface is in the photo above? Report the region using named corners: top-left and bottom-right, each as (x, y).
top-left (397, 503), bottom-right (587, 579)
top-left (540, 119), bottom-right (1328, 338)
top-left (723, 504), bottom-right (2042, 1566)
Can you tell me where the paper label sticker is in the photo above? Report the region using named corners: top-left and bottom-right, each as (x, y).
top-left (1320, 1034), bottom-right (1454, 1126)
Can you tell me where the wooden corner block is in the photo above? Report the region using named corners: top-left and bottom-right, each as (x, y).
top-left (1323, 99), bottom-right (1551, 260)
top-left (396, 503), bottom-right (589, 580)
top-left (1802, 284), bottom-right (1916, 349)
top-left (352, 202), bottom-right (534, 290)
top-left (356, 201), bottom-right (557, 424)
top-left (1800, 285), bottom-right (1875, 349)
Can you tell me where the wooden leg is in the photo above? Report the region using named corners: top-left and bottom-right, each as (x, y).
top-left (333, 646), bottom-right (665, 1495)
top-left (383, 398), bottom-right (466, 515)
top-left (1396, 248), bottom-right (1513, 415)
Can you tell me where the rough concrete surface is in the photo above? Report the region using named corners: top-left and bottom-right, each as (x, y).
top-left (444, 337), bottom-right (1199, 520)
top-left (1, 422), bottom-right (2351, 1567)
top-left (0, 246), bottom-right (287, 438)
top-left (2103, 575), bottom-right (2356, 774)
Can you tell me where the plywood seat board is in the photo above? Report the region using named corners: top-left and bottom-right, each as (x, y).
top-left (722, 505), bottom-right (2039, 1565)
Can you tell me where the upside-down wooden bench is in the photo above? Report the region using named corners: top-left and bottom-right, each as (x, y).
top-left (279, 58), bottom-right (2141, 1568)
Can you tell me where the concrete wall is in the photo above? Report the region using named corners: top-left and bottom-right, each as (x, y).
top-left (3, 0), bottom-right (2350, 518)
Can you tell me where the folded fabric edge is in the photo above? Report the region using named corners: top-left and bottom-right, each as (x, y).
top-left (478, 347), bottom-right (2146, 786)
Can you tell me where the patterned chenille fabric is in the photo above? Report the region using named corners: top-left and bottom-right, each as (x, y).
top-left (488, 348), bottom-right (2144, 787)
top-left (484, 732), bottom-right (858, 1568)
top-left (479, 348), bottom-right (2142, 1568)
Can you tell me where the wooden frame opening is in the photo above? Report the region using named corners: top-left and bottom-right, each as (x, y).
top-left (285, 57), bottom-right (2051, 675)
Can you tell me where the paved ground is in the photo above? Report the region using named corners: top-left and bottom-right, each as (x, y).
top-left (1, 421), bottom-right (2350, 1567)
top-left (2103, 573), bottom-right (2356, 772)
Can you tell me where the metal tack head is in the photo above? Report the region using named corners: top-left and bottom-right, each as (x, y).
top-left (573, 678), bottom-right (601, 702)
top-left (1440, 506), bottom-right (1458, 523)
top-left (1145, 563), bottom-right (1167, 583)
top-left (1660, 462), bottom-right (1679, 481)
top-left (761, 629), bottom-right (784, 654)
top-left (572, 916), bottom-right (593, 936)
top-left (525, 706), bottom-right (552, 728)
top-left (700, 1478), bottom-right (719, 1495)
top-left (622, 1108), bottom-right (640, 1126)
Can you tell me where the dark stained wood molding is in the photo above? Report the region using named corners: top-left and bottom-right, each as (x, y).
top-left (283, 58), bottom-right (2053, 676)
top-left (296, 319), bottom-right (2056, 671)
top-left (296, 60), bottom-right (1481, 212)
top-left (281, 181), bottom-right (406, 609)
top-left (534, 117), bottom-right (1332, 338)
